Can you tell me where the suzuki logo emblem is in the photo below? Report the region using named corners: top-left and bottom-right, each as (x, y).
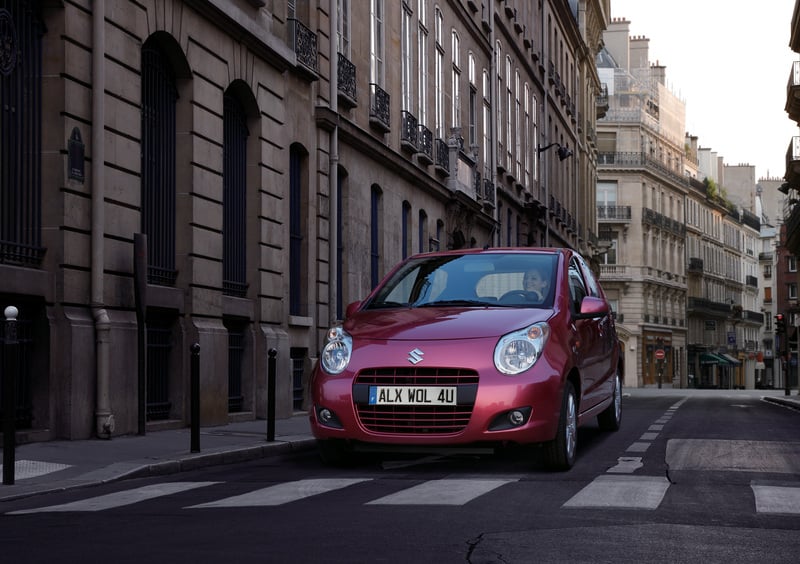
top-left (407, 348), bottom-right (424, 365)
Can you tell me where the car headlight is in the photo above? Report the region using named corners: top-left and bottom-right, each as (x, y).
top-left (320, 326), bottom-right (352, 374)
top-left (494, 322), bottom-right (550, 375)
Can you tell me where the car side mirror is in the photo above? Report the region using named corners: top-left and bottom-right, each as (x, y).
top-left (575, 296), bottom-right (609, 319)
top-left (345, 300), bottom-right (362, 319)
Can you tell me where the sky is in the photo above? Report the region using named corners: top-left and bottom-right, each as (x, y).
top-left (610, 1), bottom-right (798, 181)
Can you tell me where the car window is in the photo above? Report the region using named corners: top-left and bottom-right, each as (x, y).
top-left (576, 255), bottom-right (601, 297)
top-left (568, 258), bottom-right (587, 312)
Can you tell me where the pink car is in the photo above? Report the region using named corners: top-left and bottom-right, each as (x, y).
top-left (310, 248), bottom-right (622, 470)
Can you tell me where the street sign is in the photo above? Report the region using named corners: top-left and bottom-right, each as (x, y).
top-left (655, 348), bottom-right (665, 360)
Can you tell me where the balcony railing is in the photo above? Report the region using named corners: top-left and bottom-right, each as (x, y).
top-left (597, 205), bottom-right (632, 221)
top-left (688, 257), bottom-right (703, 272)
top-left (337, 52), bottom-right (357, 107)
top-left (434, 137), bottom-right (449, 175)
top-left (786, 61), bottom-right (800, 123)
top-left (785, 136), bottom-right (800, 186)
top-left (416, 125), bottom-right (433, 164)
top-left (598, 151), bottom-right (689, 187)
top-left (289, 19), bottom-right (318, 76)
top-left (400, 110), bottom-right (418, 152)
top-left (369, 83), bottom-right (390, 132)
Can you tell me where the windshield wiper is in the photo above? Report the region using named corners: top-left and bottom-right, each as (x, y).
top-left (417, 299), bottom-right (488, 308)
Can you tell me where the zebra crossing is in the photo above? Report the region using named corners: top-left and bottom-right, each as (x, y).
top-left (6, 474), bottom-right (800, 516)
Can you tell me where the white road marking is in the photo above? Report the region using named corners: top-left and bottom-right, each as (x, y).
top-left (187, 478), bottom-right (371, 508)
top-left (563, 475), bottom-right (670, 510)
top-left (8, 482), bottom-right (218, 514)
top-left (607, 457), bottom-right (644, 473)
top-left (627, 442), bottom-right (651, 453)
top-left (367, 478), bottom-right (517, 506)
top-left (751, 484), bottom-right (800, 514)
top-left (0, 460), bottom-right (72, 480)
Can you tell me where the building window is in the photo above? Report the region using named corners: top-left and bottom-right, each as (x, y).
top-left (789, 256), bottom-right (797, 272)
top-left (418, 209), bottom-right (428, 253)
top-left (402, 201), bottom-right (411, 259)
top-left (468, 53), bottom-right (477, 146)
top-left (790, 283), bottom-right (798, 301)
top-left (505, 56), bottom-right (512, 171)
top-left (370, 0), bottom-right (385, 85)
top-left (515, 70), bottom-right (521, 180)
top-left (337, 0), bottom-right (351, 55)
top-left (401, 4), bottom-right (413, 112)
top-left (417, 1), bottom-right (428, 126)
top-left (482, 69), bottom-right (491, 171)
top-left (222, 92), bottom-right (249, 297)
top-left (434, 8), bottom-right (444, 137)
top-left (289, 144), bottom-right (308, 316)
top-left (451, 30), bottom-right (460, 127)
top-left (141, 41), bottom-right (178, 286)
top-left (0, 2), bottom-right (44, 267)
top-left (371, 185), bottom-right (382, 288)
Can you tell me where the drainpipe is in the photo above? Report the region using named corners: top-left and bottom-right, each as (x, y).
top-left (329, 2), bottom-right (339, 324)
top-left (92, 1), bottom-right (114, 438)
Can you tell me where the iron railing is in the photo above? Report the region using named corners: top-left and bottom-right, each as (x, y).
top-left (141, 44), bottom-right (178, 286)
top-left (227, 323), bottom-right (244, 413)
top-left (369, 83), bottom-right (390, 131)
top-left (434, 137), bottom-right (449, 173)
top-left (1, 2), bottom-right (45, 267)
top-left (337, 52), bottom-right (356, 103)
top-left (146, 318), bottom-right (173, 421)
top-left (401, 110), bottom-right (418, 150)
top-left (417, 124), bottom-right (433, 163)
top-left (223, 93), bottom-right (249, 298)
top-left (289, 18), bottom-right (318, 73)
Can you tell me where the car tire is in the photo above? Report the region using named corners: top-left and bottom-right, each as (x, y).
top-left (316, 439), bottom-right (352, 466)
top-left (542, 381), bottom-right (577, 471)
top-left (597, 370), bottom-right (622, 431)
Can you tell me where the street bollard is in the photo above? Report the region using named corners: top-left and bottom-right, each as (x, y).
top-left (190, 342), bottom-right (200, 453)
top-left (267, 348), bottom-right (277, 442)
top-left (3, 306), bottom-right (19, 486)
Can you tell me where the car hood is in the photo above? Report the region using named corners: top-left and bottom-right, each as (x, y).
top-left (344, 306), bottom-right (553, 341)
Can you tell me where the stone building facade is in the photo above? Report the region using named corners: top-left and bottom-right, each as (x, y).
top-left (0, 0), bottom-right (609, 441)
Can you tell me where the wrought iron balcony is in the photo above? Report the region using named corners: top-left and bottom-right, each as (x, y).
top-left (784, 136), bottom-right (800, 186)
top-left (369, 83), bottom-right (390, 133)
top-left (400, 111), bottom-right (418, 152)
top-left (687, 257), bottom-right (703, 272)
top-left (337, 52), bottom-right (357, 108)
top-left (434, 137), bottom-right (449, 175)
top-left (416, 125), bottom-right (433, 164)
top-left (786, 61), bottom-right (800, 123)
top-left (596, 83), bottom-right (609, 119)
top-left (597, 205), bottom-right (632, 221)
top-left (288, 19), bottom-right (318, 77)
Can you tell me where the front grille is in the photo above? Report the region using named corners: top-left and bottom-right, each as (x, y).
top-left (354, 367), bottom-right (478, 434)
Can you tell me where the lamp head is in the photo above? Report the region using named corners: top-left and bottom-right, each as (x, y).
top-left (557, 146), bottom-right (573, 161)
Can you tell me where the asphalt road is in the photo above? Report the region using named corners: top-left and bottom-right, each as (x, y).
top-left (2, 393), bottom-right (799, 564)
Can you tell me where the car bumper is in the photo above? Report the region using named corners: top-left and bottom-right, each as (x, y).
top-left (310, 362), bottom-right (564, 447)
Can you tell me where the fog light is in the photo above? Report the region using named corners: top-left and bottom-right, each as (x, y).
top-left (508, 410), bottom-right (525, 426)
top-left (319, 408), bottom-right (333, 423)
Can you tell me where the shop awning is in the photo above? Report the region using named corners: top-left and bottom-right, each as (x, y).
top-left (700, 353), bottom-right (720, 364)
top-left (719, 353), bottom-right (742, 366)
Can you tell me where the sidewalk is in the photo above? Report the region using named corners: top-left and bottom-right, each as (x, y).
top-left (0, 413), bottom-right (316, 502)
top-left (1, 388), bottom-right (799, 503)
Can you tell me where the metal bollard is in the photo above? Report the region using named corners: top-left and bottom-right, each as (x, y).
top-left (190, 342), bottom-right (200, 453)
top-left (267, 348), bottom-right (277, 442)
top-left (3, 306), bottom-right (19, 486)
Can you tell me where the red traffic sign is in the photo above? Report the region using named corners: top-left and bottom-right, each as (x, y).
top-left (655, 349), bottom-right (665, 360)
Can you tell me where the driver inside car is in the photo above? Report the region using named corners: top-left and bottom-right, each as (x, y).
top-left (522, 269), bottom-right (549, 302)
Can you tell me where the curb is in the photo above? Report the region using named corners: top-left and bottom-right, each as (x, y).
top-left (763, 396), bottom-right (800, 411)
top-left (0, 438), bottom-right (317, 504)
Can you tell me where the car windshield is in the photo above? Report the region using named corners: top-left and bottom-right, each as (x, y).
top-left (365, 252), bottom-right (559, 309)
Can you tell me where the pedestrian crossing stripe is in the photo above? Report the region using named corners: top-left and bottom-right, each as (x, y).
top-left (562, 475), bottom-right (670, 510)
top-left (7, 482), bottom-right (219, 514)
top-left (187, 478), bottom-right (371, 508)
top-left (366, 478), bottom-right (517, 506)
top-left (6, 477), bottom-right (800, 514)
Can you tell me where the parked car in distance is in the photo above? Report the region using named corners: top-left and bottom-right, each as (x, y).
top-left (310, 247), bottom-right (622, 470)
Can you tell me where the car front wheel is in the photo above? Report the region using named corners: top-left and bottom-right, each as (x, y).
top-left (542, 381), bottom-right (577, 471)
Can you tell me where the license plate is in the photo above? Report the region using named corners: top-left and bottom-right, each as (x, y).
top-left (368, 386), bottom-right (457, 406)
